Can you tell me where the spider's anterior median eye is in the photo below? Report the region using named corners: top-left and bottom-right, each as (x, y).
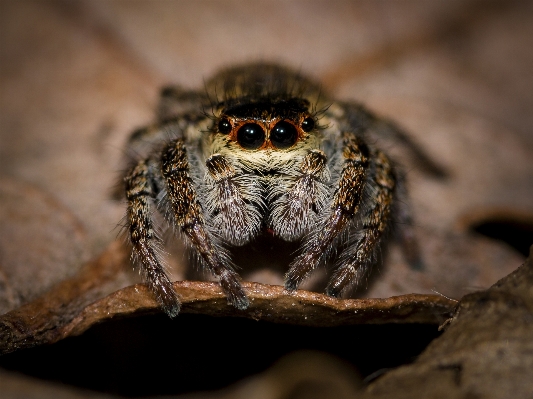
top-left (237, 123), bottom-right (265, 149)
top-left (301, 117), bottom-right (315, 132)
top-left (218, 118), bottom-right (232, 134)
top-left (271, 120), bottom-right (298, 149)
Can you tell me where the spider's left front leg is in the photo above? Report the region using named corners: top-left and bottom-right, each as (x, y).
top-left (161, 140), bottom-right (249, 310)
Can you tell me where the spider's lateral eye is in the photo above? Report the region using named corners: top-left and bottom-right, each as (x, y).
top-left (237, 123), bottom-right (265, 149)
top-left (301, 117), bottom-right (315, 132)
top-left (271, 120), bottom-right (298, 149)
top-left (218, 118), bottom-right (232, 134)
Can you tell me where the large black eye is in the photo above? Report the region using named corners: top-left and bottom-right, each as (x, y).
top-left (271, 120), bottom-right (298, 149)
top-left (218, 118), bottom-right (232, 134)
top-left (237, 123), bottom-right (265, 149)
top-left (301, 117), bottom-right (315, 132)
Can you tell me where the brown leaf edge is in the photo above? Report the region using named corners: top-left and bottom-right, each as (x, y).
top-left (0, 240), bottom-right (456, 355)
top-left (361, 245), bottom-right (533, 398)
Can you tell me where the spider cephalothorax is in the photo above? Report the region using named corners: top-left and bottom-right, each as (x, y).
top-left (123, 63), bottom-right (422, 317)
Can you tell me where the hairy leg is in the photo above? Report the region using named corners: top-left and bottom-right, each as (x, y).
top-left (125, 160), bottom-right (181, 317)
top-left (326, 150), bottom-right (396, 297)
top-left (332, 102), bottom-right (426, 271)
top-left (284, 136), bottom-right (370, 290)
top-left (161, 140), bottom-right (249, 310)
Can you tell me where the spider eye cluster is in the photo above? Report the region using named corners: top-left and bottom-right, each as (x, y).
top-left (217, 116), bottom-right (315, 150)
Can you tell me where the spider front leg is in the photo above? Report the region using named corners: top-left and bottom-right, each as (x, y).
top-left (161, 140), bottom-right (249, 310)
top-left (326, 150), bottom-right (396, 297)
top-left (284, 136), bottom-right (370, 291)
top-left (125, 160), bottom-right (181, 317)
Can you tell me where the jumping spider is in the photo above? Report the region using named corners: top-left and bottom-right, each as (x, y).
top-left (123, 63), bottom-right (428, 317)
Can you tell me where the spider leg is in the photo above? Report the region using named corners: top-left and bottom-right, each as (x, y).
top-left (332, 102), bottom-right (425, 271)
top-left (326, 150), bottom-right (395, 297)
top-left (284, 136), bottom-right (370, 291)
top-left (161, 140), bottom-right (249, 310)
top-left (125, 160), bottom-right (181, 317)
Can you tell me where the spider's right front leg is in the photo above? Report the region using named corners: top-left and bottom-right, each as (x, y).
top-left (161, 140), bottom-right (250, 310)
top-left (284, 135), bottom-right (370, 291)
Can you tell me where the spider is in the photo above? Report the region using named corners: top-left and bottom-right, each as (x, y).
top-left (123, 63), bottom-right (432, 317)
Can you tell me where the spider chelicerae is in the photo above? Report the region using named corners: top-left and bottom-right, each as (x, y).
top-left (122, 63), bottom-right (430, 317)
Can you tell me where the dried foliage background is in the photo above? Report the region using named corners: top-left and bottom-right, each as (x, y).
top-left (1, 1), bottom-right (532, 398)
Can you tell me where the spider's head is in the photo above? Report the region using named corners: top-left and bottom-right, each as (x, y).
top-left (214, 98), bottom-right (316, 152)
